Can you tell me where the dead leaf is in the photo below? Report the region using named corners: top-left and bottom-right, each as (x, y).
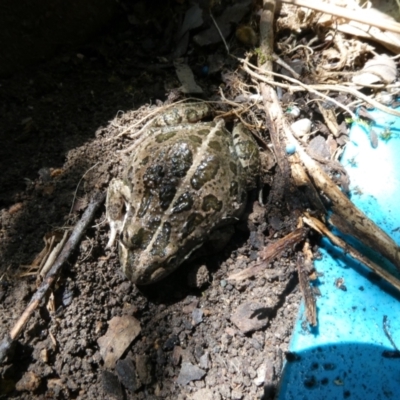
top-left (72, 196), bottom-right (89, 213)
top-left (174, 61), bottom-right (203, 93)
top-left (174, 4), bottom-right (204, 57)
top-left (20, 230), bottom-right (66, 277)
top-left (230, 302), bottom-right (270, 333)
top-left (193, 0), bottom-right (251, 46)
top-left (352, 55), bottom-right (397, 86)
top-left (97, 316), bottom-right (141, 369)
top-left (178, 4), bottom-right (203, 39)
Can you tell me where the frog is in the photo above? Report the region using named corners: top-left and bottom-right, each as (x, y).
top-left (106, 103), bottom-right (260, 285)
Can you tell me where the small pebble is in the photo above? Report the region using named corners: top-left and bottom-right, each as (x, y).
top-left (376, 91), bottom-right (393, 105)
top-left (192, 308), bottom-right (204, 325)
top-left (102, 371), bottom-right (123, 399)
top-left (115, 359), bottom-right (137, 393)
top-left (163, 334), bottom-right (179, 351)
top-left (62, 287), bottom-right (74, 307)
top-left (254, 364), bottom-right (267, 386)
top-left (16, 372), bottom-right (41, 392)
top-left (291, 118), bottom-right (312, 138)
top-left (176, 362), bottom-right (206, 386)
top-left (199, 352), bottom-right (209, 370)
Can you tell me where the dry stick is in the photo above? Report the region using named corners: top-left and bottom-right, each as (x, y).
top-left (259, 0), bottom-right (288, 175)
top-left (258, 3), bottom-right (400, 276)
top-left (279, 0), bottom-right (400, 35)
top-left (260, 2), bottom-right (319, 327)
top-left (303, 213), bottom-right (400, 292)
top-left (289, 135), bottom-right (400, 270)
top-left (227, 228), bottom-right (307, 281)
top-left (297, 247), bottom-right (317, 327)
top-left (0, 191), bottom-right (106, 363)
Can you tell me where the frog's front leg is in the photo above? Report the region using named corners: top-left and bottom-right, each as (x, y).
top-left (106, 178), bottom-right (131, 248)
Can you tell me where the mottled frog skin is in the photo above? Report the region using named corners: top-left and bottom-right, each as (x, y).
top-left (106, 103), bottom-right (259, 284)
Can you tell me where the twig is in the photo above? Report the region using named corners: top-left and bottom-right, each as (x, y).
top-left (297, 243), bottom-right (317, 326)
top-left (259, 0), bottom-right (292, 177)
top-left (272, 53), bottom-right (301, 80)
top-left (227, 228), bottom-right (307, 281)
top-left (241, 59), bottom-right (400, 118)
top-left (279, 0), bottom-right (400, 35)
top-left (256, 0), bottom-right (400, 291)
top-left (303, 213), bottom-right (400, 292)
top-left (244, 64), bottom-right (356, 117)
top-left (69, 162), bottom-right (99, 216)
top-left (289, 141), bottom-right (400, 270)
top-left (210, 12), bottom-right (230, 54)
top-left (39, 230), bottom-right (69, 277)
top-left (0, 191), bottom-right (106, 363)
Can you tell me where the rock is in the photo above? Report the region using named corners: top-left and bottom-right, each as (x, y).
top-left (15, 371), bottom-right (41, 392)
top-left (199, 352), bottom-right (209, 370)
top-left (163, 334), bottom-right (179, 351)
top-left (102, 370), bottom-right (123, 399)
top-left (135, 354), bottom-right (153, 385)
top-left (307, 135), bottom-right (330, 159)
top-left (97, 315), bottom-right (141, 369)
top-left (230, 302), bottom-right (270, 333)
top-left (172, 346), bottom-right (183, 366)
top-left (176, 362), bottom-right (206, 386)
top-left (254, 364), bottom-right (268, 386)
top-left (194, 345), bottom-right (204, 361)
top-left (47, 379), bottom-right (67, 397)
top-left (115, 358), bottom-right (137, 393)
top-left (192, 308), bottom-right (203, 326)
top-left (187, 264), bottom-right (209, 289)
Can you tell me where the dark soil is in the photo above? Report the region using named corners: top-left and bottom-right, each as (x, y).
top-left (0, 5), bottom-right (305, 399)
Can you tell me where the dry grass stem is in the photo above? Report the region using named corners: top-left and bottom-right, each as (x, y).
top-left (279, 0), bottom-right (400, 35)
top-left (108, 97), bottom-right (207, 142)
top-left (242, 59), bottom-right (400, 118)
top-left (0, 192), bottom-right (106, 363)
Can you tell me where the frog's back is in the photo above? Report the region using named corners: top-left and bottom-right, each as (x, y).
top-left (121, 120), bottom-right (247, 284)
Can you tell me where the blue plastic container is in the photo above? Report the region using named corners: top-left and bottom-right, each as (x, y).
top-left (278, 106), bottom-right (400, 399)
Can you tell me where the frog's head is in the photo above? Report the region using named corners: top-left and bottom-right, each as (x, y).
top-left (118, 232), bottom-right (203, 285)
